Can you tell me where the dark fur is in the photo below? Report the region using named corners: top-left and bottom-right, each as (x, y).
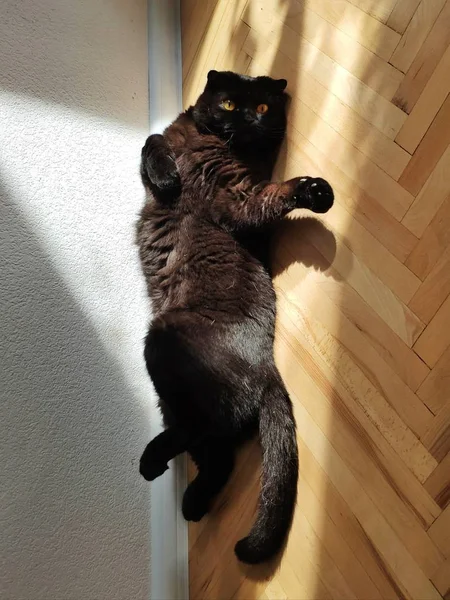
top-left (136, 71), bottom-right (334, 564)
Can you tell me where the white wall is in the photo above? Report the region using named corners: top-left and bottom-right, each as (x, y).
top-left (0, 1), bottom-right (154, 598)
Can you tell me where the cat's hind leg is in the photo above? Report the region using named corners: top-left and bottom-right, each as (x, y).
top-left (182, 438), bottom-right (235, 522)
top-left (140, 427), bottom-right (191, 482)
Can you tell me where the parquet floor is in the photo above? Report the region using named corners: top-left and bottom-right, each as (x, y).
top-left (181, 1), bottom-right (450, 598)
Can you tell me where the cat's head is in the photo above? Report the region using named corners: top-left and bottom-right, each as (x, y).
top-left (192, 71), bottom-right (288, 147)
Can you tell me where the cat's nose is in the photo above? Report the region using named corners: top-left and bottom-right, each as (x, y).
top-left (243, 110), bottom-right (256, 123)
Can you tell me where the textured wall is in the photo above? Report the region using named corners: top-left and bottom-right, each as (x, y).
top-left (0, 1), bottom-right (153, 598)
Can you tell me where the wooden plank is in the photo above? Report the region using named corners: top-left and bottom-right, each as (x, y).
top-left (243, 22), bottom-right (407, 140)
top-left (346, 0), bottom-right (398, 23)
top-left (422, 405), bottom-right (450, 463)
top-left (285, 122), bottom-right (413, 222)
top-left (261, 579), bottom-right (288, 600)
top-left (280, 195), bottom-right (424, 345)
top-left (395, 44), bottom-right (450, 153)
top-left (181, 0), bottom-right (221, 83)
top-left (289, 87), bottom-right (410, 182)
top-left (275, 285), bottom-right (436, 475)
top-left (301, 0), bottom-right (401, 59)
top-left (390, 0), bottom-right (446, 73)
top-left (277, 552), bottom-right (332, 600)
top-left (180, 0), bottom-right (198, 34)
top-left (254, 0), bottom-right (401, 61)
top-left (285, 376), bottom-right (443, 595)
top-left (425, 452), bottom-right (450, 510)
top-left (276, 313), bottom-right (439, 521)
top-left (297, 439), bottom-right (411, 600)
top-left (432, 556), bottom-right (450, 597)
top-left (399, 93), bottom-right (450, 197)
top-left (428, 505), bottom-right (450, 557)
top-left (406, 194), bottom-right (450, 281)
top-left (189, 443), bottom-right (264, 600)
top-left (300, 198), bottom-right (421, 307)
top-left (243, 6), bottom-right (404, 102)
top-left (409, 242), bottom-right (450, 324)
top-left (418, 344), bottom-right (450, 415)
top-left (387, 0), bottom-right (421, 33)
top-left (183, 0), bottom-right (232, 106)
top-left (278, 139), bottom-right (418, 263)
top-left (305, 224), bottom-right (423, 344)
top-left (184, 6), bottom-right (450, 598)
top-left (288, 505), bottom-right (359, 599)
top-left (402, 144), bottom-right (450, 237)
top-left (210, 1), bottom-right (248, 73)
top-left (276, 224), bottom-right (428, 391)
top-left (197, 0), bottom-right (248, 83)
top-left (296, 473), bottom-right (384, 600)
top-left (248, 51), bottom-right (410, 181)
top-left (414, 293), bottom-right (450, 367)
top-left (245, 0), bottom-right (405, 101)
top-left (216, 21), bottom-right (251, 72)
top-left (393, 0), bottom-right (450, 112)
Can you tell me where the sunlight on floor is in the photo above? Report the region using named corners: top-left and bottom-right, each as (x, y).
top-left (182, 0), bottom-right (450, 598)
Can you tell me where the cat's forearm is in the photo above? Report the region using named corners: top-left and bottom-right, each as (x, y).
top-left (211, 177), bottom-right (334, 229)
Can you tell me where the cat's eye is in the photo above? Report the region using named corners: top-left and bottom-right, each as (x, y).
top-left (221, 99), bottom-right (236, 111)
top-left (256, 103), bottom-right (269, 114)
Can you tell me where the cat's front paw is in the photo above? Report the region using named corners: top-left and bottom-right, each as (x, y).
top-left (141, 138), bottom-right (181, 195)
top-left (153, 161), bottom-right (181, 192)
top-left (294, 177), bottom-right (334, 213)
top-left (141, 154), bottom-right (181, 192)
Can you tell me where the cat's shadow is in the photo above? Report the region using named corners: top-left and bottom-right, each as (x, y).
top-left (271, 215), bottom-right (338, 277)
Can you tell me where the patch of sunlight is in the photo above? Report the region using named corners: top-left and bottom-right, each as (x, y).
top-left (0, 90), bottom-right (153, 413)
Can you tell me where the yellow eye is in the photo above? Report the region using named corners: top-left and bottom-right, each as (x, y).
top-left (221, 99), bottom-right (236, 111)
top-left (256, 103), bottom-right (269, 114)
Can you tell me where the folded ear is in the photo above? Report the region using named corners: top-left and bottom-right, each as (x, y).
top-left (207, 70), bottom-right (219, 85)
top-left (274, 78), bottom-right (288, 92)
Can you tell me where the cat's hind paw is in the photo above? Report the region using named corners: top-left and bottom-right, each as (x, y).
top-left (139, 452), bottom-right (169, 482)
top-left (182, 481), bottom-right (211, 522)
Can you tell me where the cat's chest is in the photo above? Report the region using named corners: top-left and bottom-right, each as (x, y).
top-left (178, 143), bottom-right (248, 196)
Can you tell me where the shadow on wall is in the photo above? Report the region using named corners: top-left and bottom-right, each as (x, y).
top-left (0, 181), bottom-right (151, 599)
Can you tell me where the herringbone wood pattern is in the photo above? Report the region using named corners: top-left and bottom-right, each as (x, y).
top-left (181, 1), bottom-right (450, 597)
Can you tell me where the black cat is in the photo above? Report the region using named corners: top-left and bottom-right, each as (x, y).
top-left (137, 70), bottom-right (334, 564)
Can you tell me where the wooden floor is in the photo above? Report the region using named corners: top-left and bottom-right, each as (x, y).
top-left (181, 1), bottom-right (450, 598)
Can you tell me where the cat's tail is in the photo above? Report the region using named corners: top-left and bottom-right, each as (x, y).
top-left (235, 380), bottom-right (299, 565)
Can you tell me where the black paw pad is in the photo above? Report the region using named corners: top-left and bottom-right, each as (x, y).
top-left (306, 177), bottom-right (334, 213)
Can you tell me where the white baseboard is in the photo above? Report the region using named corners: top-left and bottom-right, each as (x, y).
top-left (147, 2), bottom-right (188, 599)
